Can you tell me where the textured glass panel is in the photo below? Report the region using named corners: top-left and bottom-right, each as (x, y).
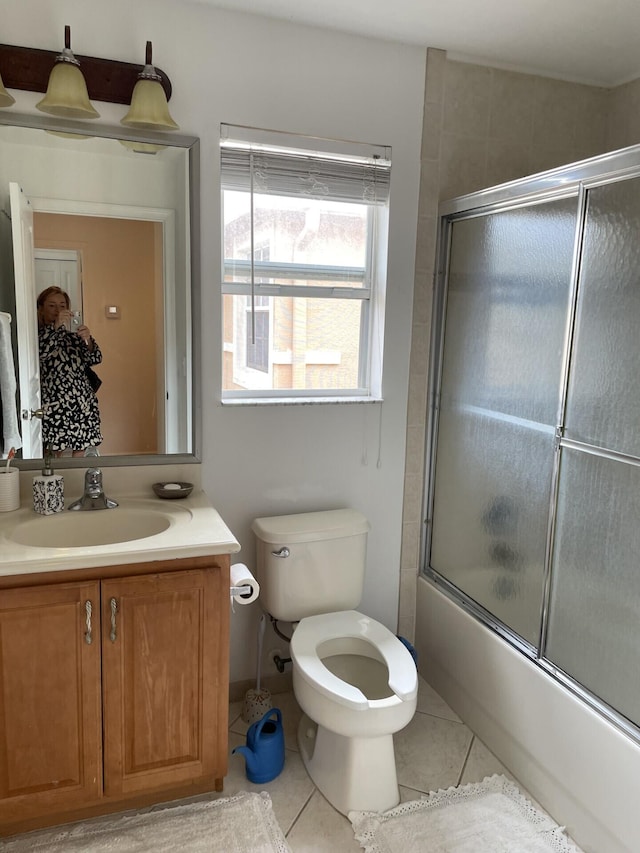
top-left (546, 449), bottom-right (640, 727)
top-left (429, 199), bottom-right (576, 645)
top-left (443, 199), bottom-right (577, 424)
top-left (431, 407), bottom-right (555, 645)
top-left (565, 177), bottom-right (640, 456)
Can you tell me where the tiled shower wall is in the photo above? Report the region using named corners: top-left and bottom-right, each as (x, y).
top-left (399, 48), bottom-right (640, 640)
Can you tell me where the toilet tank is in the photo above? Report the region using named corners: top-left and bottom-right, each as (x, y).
top-left (252, 509), bottom-right (370, 622)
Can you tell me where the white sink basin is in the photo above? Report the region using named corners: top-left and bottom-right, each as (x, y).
top-left (8, 507), bottom-right (172, 549)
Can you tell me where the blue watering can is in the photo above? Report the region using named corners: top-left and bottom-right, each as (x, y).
top-left (233, 707), bottom-right (285, 784)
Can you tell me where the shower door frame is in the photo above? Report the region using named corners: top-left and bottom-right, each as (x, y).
top-left (421, 143), bottom-right (640, 746)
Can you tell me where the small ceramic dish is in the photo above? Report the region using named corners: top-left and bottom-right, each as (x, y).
top-left (152, 481), bottom-right (194, 500)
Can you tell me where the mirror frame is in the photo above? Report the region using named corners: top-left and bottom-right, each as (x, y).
top-left (0, 111), bottom-right (201, 470)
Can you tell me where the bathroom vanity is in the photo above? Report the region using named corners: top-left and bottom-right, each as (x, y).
top-left (0, 485), bottom-right (240, 837)
top-left (0, 109), bottom-right (232, 835)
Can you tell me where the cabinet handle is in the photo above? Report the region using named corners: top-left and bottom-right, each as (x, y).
top-left (109, 597), bottom-right (118, 642)
top-left (84, 600), bottom-right (93, 645)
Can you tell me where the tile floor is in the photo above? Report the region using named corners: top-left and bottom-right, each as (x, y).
top-left (3, 675), bottom-right (571, 851)
top-left (225, 674), bottom-right (545, 851)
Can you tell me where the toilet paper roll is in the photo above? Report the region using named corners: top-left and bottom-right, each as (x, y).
top-left (230, 563), bottom-right (260, 605)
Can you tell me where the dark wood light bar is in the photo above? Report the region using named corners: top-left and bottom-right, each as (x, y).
top-left (0, 32), bottom-right (171, 105)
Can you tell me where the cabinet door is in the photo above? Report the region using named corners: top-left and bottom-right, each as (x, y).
top-left (0, 581), bottom-right (102, 823)
top-left (101, 567), bottom-right (228, 796)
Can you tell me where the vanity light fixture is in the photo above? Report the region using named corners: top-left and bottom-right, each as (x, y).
top-left (0, 33), bottom-right (173, 121)
top-left (36, 26), bottom-right (99, 119)
top-left (121, 42), bottom-right (179, 131)
top-left (119, 139), bottom-right (166, 155)
top-left (0, 69), bottom-right (15, 107)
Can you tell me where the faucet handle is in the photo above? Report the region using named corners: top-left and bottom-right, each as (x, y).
top-left (69, 466), bottom-right (117, 510)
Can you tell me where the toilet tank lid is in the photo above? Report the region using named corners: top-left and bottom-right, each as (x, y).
top-left (252, 508), bottom-right (369, 544)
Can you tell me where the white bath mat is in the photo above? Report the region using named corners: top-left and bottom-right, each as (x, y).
top-left (349, 774), bottom-right (583, 853)
top-left (0, 791), bottom-right (291, 852)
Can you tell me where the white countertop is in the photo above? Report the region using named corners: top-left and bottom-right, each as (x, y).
top-left (0, 489), bottom-right (241, 578)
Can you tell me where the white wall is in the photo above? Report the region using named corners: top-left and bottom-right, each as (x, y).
top-left (0, 132), bottom-right (184, 210)
top-left (3, 0), bottom-right (425, 682)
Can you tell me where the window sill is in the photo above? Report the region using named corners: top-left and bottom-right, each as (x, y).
top-left (221, 396), bottom-right (383, 407)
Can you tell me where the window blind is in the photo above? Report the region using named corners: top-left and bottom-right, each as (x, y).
top-left (221, 140), bottom-right (391, 205)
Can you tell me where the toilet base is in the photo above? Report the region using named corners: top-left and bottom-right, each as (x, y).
top-left (297, 713), bottom-right (400, 816)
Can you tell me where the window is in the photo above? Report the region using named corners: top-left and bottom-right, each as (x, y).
top-left (221, 125), bottom-right (391, 401)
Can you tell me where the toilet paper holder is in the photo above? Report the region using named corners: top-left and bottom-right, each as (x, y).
top-left (229, 563), bottom-right (260, 607)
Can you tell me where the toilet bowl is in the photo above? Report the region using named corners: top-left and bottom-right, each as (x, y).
top-left (291, 610), bottom-right (418, 814)
top-left (252, 508), bottom-right (418, 814)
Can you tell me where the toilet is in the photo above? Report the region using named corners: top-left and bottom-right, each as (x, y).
top-left (252, 508), bottom-right (418, 815)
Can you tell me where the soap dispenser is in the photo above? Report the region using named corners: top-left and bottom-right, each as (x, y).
top-left (33, 448), bottom-right (65, 515)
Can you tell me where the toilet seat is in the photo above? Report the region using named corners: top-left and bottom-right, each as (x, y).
top-left (291, 610), bottom-right (418, 710)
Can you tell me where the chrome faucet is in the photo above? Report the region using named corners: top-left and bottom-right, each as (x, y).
top-left (68, 468), bottom-right (118, 511)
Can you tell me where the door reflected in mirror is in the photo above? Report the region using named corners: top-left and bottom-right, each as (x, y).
top-left (35, 213), bottom-right (166, 457)
top-left (0, 117), bottom-right (199, 464)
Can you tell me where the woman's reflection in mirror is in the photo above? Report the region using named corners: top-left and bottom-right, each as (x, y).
top-left (37, 287), bottom-right (103, 458)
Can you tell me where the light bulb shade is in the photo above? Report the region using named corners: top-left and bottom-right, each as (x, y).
top-left (36, 61), bottom-right (99, 119)
top-left (119, 139), bottom-right (165, 154)
top-left (121, 78), bottom-right (179, 130)
top-left (46, 130), bottom-right (93, 140)
top-left (0, 71), bottom-right (15, 108)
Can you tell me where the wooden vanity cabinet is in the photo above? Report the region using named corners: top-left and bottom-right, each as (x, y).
top-left (101, 569), bottom-right (223, 796)
top-left (0, 556), bottom-right (230, 836)
top-left (0, 581), bottom-right (103, 817)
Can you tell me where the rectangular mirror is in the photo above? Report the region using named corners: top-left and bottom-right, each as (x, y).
top-left (0, 113), bottom-right (200, 468)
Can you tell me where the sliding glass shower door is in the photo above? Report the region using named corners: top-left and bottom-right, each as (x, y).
top-left (425, 149), bottom-right (640, 738)
top-left (545, 176), bottom-right (640, 729)
top-left (429, 198), bottom-right (577, 646)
